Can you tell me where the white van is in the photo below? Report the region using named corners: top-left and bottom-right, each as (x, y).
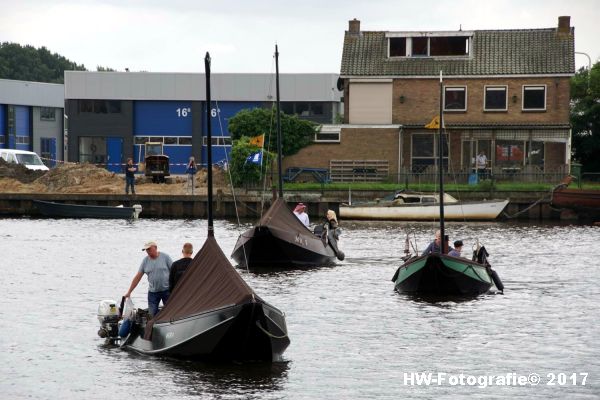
top-left (0, 149), bottom-right (50, 171)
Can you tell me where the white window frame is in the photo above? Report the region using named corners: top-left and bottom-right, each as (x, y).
top-left (202, 136), bottom-right (231, 147)
top-left (443, 86), bottom-right (467, 112)
top-left (483, 85), bottom-right (508, 111)
top-left (522, 85), bottom-right (546, 111)
top-left (314, 126), bottom-right (341, 143)
top-left (133, 135), bottom-right (193, 146)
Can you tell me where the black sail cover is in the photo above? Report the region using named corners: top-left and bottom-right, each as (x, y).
top-left (144, 236), bottom-right (255, 339)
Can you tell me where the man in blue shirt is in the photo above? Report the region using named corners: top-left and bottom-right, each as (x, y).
top-left (124, 241), bottom-right (173, 317)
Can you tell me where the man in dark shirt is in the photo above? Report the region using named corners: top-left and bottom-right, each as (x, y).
top-left (169, 242), bottom-right (194, 291)
top-left (124, 158), bottom-right (136, 195)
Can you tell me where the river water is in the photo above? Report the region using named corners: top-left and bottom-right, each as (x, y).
top-left (0, 217), bottom-right (598, 399)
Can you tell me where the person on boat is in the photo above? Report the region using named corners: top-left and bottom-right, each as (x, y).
top-left (325, 209), bottom-right (339, 230)
top-left (422, 230), bottom-right (441, 255)
top-left (169, 242), bottom-right (194, 291)
top-left (448, 240), bottom-right (463, 257)
top-left (124, 158), bottom-right (137, 195)
top-left (293, 203), bottom-right (310, 227)
top-left (476, 150), bottom-right (488, 180)
top-left (124, 241), bottom-right (173, 318)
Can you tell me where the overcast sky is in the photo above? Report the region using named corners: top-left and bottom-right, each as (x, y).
top-left (1, 0), bottom-right (598, 73)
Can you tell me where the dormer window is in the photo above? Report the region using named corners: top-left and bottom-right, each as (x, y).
top-left (387, 32), bottom-right (472, 58)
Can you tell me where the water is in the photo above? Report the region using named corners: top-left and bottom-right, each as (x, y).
top-left (1, 218), bottom-right (598, 399)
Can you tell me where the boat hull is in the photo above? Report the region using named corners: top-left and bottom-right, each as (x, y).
top-left (34, 200), bottom-right (140, 219)
top-left (552, 189), bottom-right (600, 218)
top-left (231, 226), bottom-right (337, 269)
top-left (123, 301), bottom-right (289, 362)
top-left (392, 254), bottom-right (493, 296)
top-left (340, 200), bottom-right (508, 221)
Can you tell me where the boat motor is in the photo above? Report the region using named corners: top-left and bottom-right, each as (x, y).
top-left (97, 299), bottom-right (120, 340)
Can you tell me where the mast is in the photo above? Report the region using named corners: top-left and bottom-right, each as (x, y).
top-left (204, 52), bottom-right (214, 237)
top-left (275, 45), bottom-right (283, 199)
top-left (438, 71), bottom-right (445, 252)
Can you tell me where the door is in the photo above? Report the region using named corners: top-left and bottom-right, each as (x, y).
top-left (40, 137), bottom-right (57, 167)
top-left (106, 137), bottom-right (123, 173)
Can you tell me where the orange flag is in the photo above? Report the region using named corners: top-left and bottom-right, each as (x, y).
top-left (249, 134), bottom-right (265, 147)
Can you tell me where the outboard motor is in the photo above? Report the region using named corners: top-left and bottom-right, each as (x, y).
top-left (97, 299), bottom-right (120, 340)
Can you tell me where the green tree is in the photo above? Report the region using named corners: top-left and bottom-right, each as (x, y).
top-left (229, 136), bottom-right (275, 186)
top-left (228, 107), bottom-right (317, 156)
top-left (0, 42), bottom-right (87, 83)
top-left (571, 62), bottom-right (600, 172)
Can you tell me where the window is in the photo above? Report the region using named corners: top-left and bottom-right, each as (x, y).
top-left (411, 133), bottom-right (448, 172)
top-left (389, 37), bottom-right (406, 57)
top-left (202, 136), bottom-right (231, 146)
top-left (484, 86), bottom-right (507, 111)
top-left (164, 137), bottom-right (178, 145)
top-left (280, 102), bottom-right (294, 114)
top-left (312, 103), bottom-right (324, 115)
top-left (495, 140), bottom-right (525, 167)
top-left (412, 37), bottom-right (428, 56)
top-left (40, 107), bottom-right (56, 121)
top-left (444, 87), bottom-right (466, 111)
top-left (134, 136), bottom-right (149, 145)
top-left (78, 100), bottom-right (121, 114)
top-left (16, 136), bottom-right (30, 145)
top-left (150, 137), bottom-right (163, 143)
top-left (430, 37), bottom-right (469, 56)
top-left (79, 100), bottom-right (93, 113)
top-left (315, 126), bottom-right (340, 143)
top-left (178, 137), bottom-right (193, 145)
top-left (522, 85), bottom-right (546, 111)
top-left (527, 141), bottom-right (545, 166)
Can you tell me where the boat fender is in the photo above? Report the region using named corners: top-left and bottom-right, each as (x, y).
top-left (336, 250), bottom-right (345, 261)
top-left (490, 269), bottom-right (504, 293)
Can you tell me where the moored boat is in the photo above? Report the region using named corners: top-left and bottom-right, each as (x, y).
top-left (34, 199), bottom-right (142, 219)
top-left (340, 191), bottom-right (508, 221)
top-left (552, 188), bottom-right (600, 218)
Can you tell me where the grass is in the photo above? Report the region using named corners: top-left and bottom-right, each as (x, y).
top-left (283, 181), bottom-right (600, 192)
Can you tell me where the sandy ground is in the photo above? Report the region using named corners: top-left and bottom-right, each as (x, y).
top-left (0, 161), bottom-right (230, 195)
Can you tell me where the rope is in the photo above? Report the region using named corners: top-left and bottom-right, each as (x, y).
top-left (255, 320), bottom-right (288, 339)
top-left (501, 182), bottom-right (569, 219)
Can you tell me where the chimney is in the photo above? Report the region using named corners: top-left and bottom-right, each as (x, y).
top-left (349, 19), bottom-right (360, 34)
top-left (557, 16), bottom-right (571, 34)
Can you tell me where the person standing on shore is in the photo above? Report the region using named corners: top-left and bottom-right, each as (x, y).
top-left (169, 242), bottom-right (194, 291)
top-left (124, 241), bottom-right (173, 317)
top-left (125, 158), bottom-right (137, 195)
top-left (476, 150), bottom-right (488, 180)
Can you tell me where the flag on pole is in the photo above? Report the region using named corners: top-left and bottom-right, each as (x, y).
top-left (425, 116), bottom-right (440, 129)
top-left (249, 134), bottom-right (265, 148)
top-left (245, 151), bottom-right (263, 165)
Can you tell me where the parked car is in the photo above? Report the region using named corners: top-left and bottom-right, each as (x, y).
top-left (0, 149), bottom-right (50, 171)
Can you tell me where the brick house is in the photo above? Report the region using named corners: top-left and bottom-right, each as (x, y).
top-left (283, 17), bottom-right (575, 183)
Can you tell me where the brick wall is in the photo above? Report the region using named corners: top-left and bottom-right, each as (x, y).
top-left (282, 127), bottom-right (401, 175)
top-left (392, 77), bottom-right (570, 125)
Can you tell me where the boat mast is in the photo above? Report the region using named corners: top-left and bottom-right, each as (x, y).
top-left (204, 52), bottom-right (214, 237)
top-left (438, 71), bottom-right (445, 252)
top-left (275, 45), bottom-right (283, 199)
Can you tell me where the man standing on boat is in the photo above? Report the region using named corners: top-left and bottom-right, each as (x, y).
top-left (422, 230), bottom-right (442, 255)
top-left (169, 242), bottom-right (193, 291)
top-left (124, 241), bottom-right (173, 317)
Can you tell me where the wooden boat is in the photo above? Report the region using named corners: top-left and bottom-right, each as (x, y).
top-left (230, 46), bottom-right (344, 269)
top-left (552, 188), bottom-right (600, 218)
top-left (340, 191), bottom-right (508, 221)
top-left (34, 200), bottom-right (142, 219)
top-left (391, 72), bottom-right (503, 296)
top-left (116, 52), bottom-right (290, 362)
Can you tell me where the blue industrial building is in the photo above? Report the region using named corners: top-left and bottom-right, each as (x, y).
top-left (0, 79), bottom-right (65, 165)
top-left (64, 72), bottom-right (342, 174)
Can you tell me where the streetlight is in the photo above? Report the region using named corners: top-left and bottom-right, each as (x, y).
top-left (575, 51), bottom-right (592, 92)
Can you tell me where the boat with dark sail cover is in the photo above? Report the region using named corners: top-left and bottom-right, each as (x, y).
top-left (34, 200), bottom-right (142, 219)
top-left (98, 52), bottom-right (290, 362)
top-left (391, 72), bottom-right (502, 296)
top-left (231, 45), bottom-right (344, 269)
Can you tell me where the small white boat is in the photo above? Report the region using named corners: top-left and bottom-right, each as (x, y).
top-left (339, 191), bottom-right (508, 221)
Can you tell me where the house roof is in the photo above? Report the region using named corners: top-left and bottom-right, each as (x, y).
top-left (340, 28), bottom-right (575, 77)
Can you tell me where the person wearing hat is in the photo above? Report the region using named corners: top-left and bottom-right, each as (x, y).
top-left (293, 203), bottom-right (310, 227)
top-left (124, 241), bottom-right (173, 317)
top-left (169, 242), bottom-right (194, 291)
top-left (448, 240), bottom-right (464, 257)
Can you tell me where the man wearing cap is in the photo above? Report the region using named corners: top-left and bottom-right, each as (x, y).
top-left (169, 242), bottom-right (194, 292)
top-left (293, 203), bottom-right (310, 227)
top-left (448, 240), bottom-right (464, 257)
top-left (124, 241), bottom-right (173, 317)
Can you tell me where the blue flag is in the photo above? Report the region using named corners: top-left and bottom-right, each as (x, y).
top-left (245, 151), bottom-right (263, 165)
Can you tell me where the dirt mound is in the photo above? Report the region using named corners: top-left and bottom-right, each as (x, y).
top-left (0, 158), bottom-right (46, 183)
top-left (34, 163), bottom-right (123, 193)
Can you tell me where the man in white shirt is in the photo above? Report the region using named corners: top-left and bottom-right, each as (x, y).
top-left (293, 203), bottom-right (310, 227)
top-left (476, 151), bottom-right (488, 180)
